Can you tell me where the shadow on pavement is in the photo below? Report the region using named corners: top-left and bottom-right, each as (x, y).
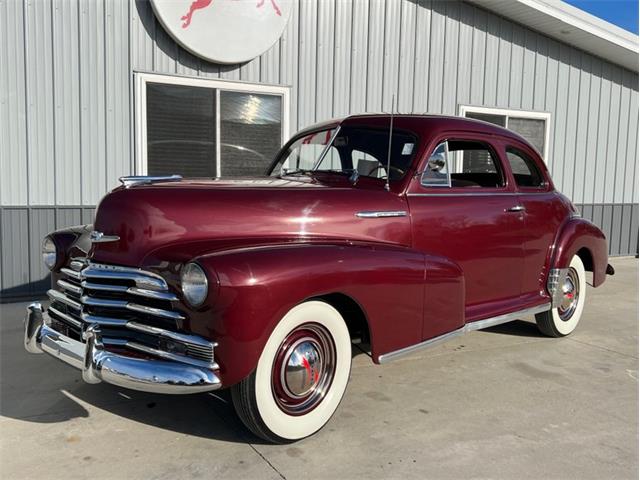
top-left (480, 319), bottom-right (545, 338)
top-left (1, 304), bottom-right (369, 445)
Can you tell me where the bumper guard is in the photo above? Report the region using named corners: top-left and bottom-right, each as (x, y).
top-left (24, 303), bottom-right (221, 394)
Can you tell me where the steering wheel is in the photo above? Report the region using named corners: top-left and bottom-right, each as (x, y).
top-left (366, 164), bottom-right (405, 178)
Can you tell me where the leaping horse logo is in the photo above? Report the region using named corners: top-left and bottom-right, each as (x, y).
top-left (181, 0), bottom-right (282, 28)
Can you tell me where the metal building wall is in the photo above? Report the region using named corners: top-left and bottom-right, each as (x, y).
top-left (1, 0), bottom-right (638, 298)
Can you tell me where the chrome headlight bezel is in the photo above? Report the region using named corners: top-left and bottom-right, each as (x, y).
top-left (42, 236), bottom-right (58, 271)
top-left (181, 262), bottom-right (209, 307)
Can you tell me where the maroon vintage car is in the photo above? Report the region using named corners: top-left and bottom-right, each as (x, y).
top-left (24, 114), bottom-right (613, 442)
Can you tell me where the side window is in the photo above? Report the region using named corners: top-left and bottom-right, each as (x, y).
top-left (448, 140), bottom-right (505, 188)
top-left (421, 142), bottom-right (450, 187)
top-left (421, 140), bottom-right (505, 188)
top-left (506, 147), bottom-right (545, 188)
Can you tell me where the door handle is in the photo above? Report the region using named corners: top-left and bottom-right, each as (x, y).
top-left (505, 205), bottom-right (526, 213)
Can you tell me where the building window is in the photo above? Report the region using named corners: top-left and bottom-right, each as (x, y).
top-left (459, 106), bottom-right (551, 163)
top-left (136, 73), bottom-right (290, 177)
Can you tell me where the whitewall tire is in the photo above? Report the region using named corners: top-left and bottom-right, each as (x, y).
top-left (536, 255), bottom-right (587, 337)
top-left (231, 301), bottom-right (352, 443)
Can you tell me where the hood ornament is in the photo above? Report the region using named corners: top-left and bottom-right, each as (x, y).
top-left (119, 175), bottom-right (183, 188)
top-left (90, 231), bottom-right (120, 243)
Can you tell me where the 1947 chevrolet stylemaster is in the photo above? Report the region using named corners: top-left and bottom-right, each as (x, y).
top-left (23, 114), bottom-right (614, 442)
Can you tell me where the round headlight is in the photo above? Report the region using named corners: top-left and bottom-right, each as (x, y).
top-left (181, 263), bottom-right (208, 307)
top-left (42, 236), bottom-right (57, 270)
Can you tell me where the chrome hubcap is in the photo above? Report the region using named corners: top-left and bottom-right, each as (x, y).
top-left (272, 323), bottom-right (336, 416)
top-left (558, 268), bottom-right (580, 321)
top-left (283, 339), bottom-right (323, 397)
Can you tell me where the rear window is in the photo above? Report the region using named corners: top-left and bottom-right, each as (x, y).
top-left (506, 147), bottom-right (545, 188)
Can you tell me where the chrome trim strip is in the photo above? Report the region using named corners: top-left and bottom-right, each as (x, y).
top-left (81, 281), bottom-right (129, 293)
top-left (24, 305), bottom-right (221, 394)
top-left (81, 265), bottom-right (168, 291)
top-left (81, 263), bottom-right (169, 291)
top-left (81, 313), bottom-right (129, 327)
top-left (119, 175), bottom-right (182, 188)
top-left (80, 296), bottom-right (185, 321)
top-left (127, 287), bottom-right (178, 301)
top-left (125, 321), bottom-right (217, 349)
top-left (57, 279), bottom-right (82, 295)
top-left (47, 289), bottom-right (81, 311)
top-left (378, 303), bottom-right (551, 363)
top-left (81, 295), bottom-right (128, 308)
top-left (60, 267), bottom-right (81, 280)
top-left (463, 303), bottom-right (550, 332)
top-left (125, 341), bottom-right (218, 369)
top-left (90, 231), bottom-right (120, 243)
top-left (81, 282), bottom-right (178, 301)
top-left (355, 210), bottom-right (408, 218)
top-left (547, 268), bottom-right (569, 308)
top-left (407, 192), bottom-right (518, 197)
top-left (70, 259), bottom-right (87, 271)
top-left (126, 303), bottom-right (185, 321)
top-left (48, 305), bottom-right (83, 328)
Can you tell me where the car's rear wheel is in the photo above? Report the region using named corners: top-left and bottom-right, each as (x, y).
top-left (536, 255), bottom-right (586, 337)
top-left (231, 301), bottom-right (352, 443)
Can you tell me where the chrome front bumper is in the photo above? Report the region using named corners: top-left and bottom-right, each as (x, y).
top-left (24, 303), bottom-right (221, 394)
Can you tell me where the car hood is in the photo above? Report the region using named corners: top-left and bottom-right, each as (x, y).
top-left (90, 177), bottom-right (411, 267)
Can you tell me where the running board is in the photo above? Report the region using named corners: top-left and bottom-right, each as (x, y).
top-left (377, 303), bottom-right (551, 364)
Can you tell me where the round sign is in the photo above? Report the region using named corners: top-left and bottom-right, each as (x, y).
top-left (150, 0), bottom-right (294, 65)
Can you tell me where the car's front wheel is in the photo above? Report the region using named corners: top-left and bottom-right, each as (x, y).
top-left (536, 255), bottom-right (587, 337)
top-left (231, 300), bottom-right (352, 443)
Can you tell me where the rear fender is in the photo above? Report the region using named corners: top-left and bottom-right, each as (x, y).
top-left (552, 217), bottom-right (608, 287)
top-left (188, 243), bottom-right (427, 387)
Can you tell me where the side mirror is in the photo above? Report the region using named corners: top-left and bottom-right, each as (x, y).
top-left (427, 153), bottom-right (446, 172)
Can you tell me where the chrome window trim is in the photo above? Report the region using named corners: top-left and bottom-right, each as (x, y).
top-left (312, 126), bottom-right (342, 170)
top-left (378, 303), bottom-right (551, 363)
top-left (420, 140), bottom-right (452, 188)
top-left (406, 192), bottom-right (518, 197)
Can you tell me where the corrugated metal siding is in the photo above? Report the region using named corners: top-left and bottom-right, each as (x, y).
top-left (2, 0), bottom-right (638, 206)
top-left (1, 0), bottom-right (638, 297)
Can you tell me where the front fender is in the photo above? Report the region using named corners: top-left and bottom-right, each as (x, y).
top-left (187, 243), bottom-right (427, 387)
top-left (552, 217), bottom-right (608, 287)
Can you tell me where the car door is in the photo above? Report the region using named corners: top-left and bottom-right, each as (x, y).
top-left (502, 142), bottom-right (569, 301)
top-left (406, 132), bottom-right (525, 338)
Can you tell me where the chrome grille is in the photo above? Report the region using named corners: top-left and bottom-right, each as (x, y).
top-left (47, 258), bottom-right (216, 369)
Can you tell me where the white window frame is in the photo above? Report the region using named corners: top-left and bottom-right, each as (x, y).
top-left (134, 72), bottom-right (291, 176)
top-left (458, 105), bottom-right (551, 164)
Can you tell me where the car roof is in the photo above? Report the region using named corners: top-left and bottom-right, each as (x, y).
top-left (296, 113), bottom-right (542, 159)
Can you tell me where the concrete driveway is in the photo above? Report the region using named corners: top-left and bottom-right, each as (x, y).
top-left (1, 257), bottom-right (637, 479)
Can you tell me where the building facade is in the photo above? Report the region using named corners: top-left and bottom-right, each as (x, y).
top-left (1, 0), bottom-right (638, 299)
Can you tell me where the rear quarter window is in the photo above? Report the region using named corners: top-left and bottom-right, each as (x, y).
top-left (505, 147), bottom-right (545, 188)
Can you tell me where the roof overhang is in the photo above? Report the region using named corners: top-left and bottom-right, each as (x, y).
top-left (467, 0), bottom-right (639, 73)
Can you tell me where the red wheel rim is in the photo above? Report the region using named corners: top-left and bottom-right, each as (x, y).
top-left (271, 323), bottom-right (336, 416)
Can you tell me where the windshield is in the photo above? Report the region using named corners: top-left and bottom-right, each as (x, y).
top-left (269, 126), bottom-right (418, 181)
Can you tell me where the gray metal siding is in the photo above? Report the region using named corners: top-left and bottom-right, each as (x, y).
top-left (2, 0), bottom-right (638, 207)
top-left (1, 0), bottom-right (638, 297)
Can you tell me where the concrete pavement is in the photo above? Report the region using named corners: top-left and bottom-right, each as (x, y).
top-left (1, 257), bottom-right (637, 479)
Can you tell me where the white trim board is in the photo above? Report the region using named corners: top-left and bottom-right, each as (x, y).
top-left (459, 105), bottom-right (552, 165)
top-left (134, 72), bottom-right (291, 176)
